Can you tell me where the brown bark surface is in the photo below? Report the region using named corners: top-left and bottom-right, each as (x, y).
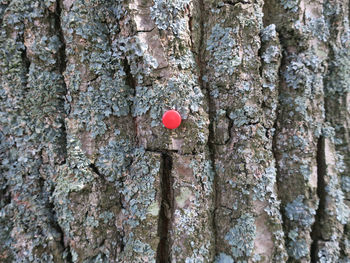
top-left (0, 0), bottom-right (349, 262)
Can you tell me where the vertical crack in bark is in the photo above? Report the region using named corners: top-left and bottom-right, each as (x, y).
top-left (20, 35), bottom-right (30, 89)
top-left (0, 183), bottom-right (11, 207)
top-left (0, 3), bottom-right (9, 25)
top-left (123, 58), bottom-right (136, 100)
top-left (48, 197), bottom-right (73, 263)
top-left (225, 111), bottom-right (233, 144)
top-left (310, 137), bottom-right (326, 262)
top-left (324, 1), bottom-right (350, 258)
top-left (156, 152), bottom-right (174, 263)
top-left (52, 1), bottom-right (71, 261)
top-left (89, 163), bottom-right (107, 182)
top-left (188, 12), bottom-right (194, 51)
top-left (261, 0), bottom-right (289, 254)
top-left (195, 0), bottom-right (218, 256)
top-left (55, 0), bottom-right (67, 78)
top-left (271, 46), bottom-right (289, 246)
top-left (55, 0), bottom-right (68, 163)
top-left (123, 58), bottom-right (139, 145)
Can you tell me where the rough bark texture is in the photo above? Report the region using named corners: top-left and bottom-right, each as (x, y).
top-left (0, 0), bottom-right (349, 262)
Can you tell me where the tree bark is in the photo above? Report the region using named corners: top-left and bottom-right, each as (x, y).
top-left (0, 0), bottom-right (349, 262)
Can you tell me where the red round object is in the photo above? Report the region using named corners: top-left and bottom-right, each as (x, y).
top-left (162, 110), bottom-right (182, 129)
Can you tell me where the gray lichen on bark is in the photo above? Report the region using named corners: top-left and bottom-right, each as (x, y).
top-left (0, 0), bottom-right (349, 262)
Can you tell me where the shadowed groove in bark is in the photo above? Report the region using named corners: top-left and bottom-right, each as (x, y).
top-left (55, 0), bottom-right (68, 163)
top-left (48, 196), bottom-right (73, 263)
top-left (52, 1), bottom-right (71, 260)
top-left (20, 33), bottom-right (30, 89)
top-left (194, 0), bottom-right (218, 256)
top-left (262, 0), bottom-right (288, 247)
top-left (0, 183), bottom-right (11, 208)
top-left (310, 137), bottom-right (326, 262)
top-left (123, 58), bottom-right (137, 93)
top-left (222, 0), bottom-right (250, 6)
top-left (324, 2), bottom-right (350, 257)
top-left (0, 2), bottom-right (9, 25)
top-left (55, 0), bottom-right (67, 78)
top-left (156, 152), bottom-right (174, 263)
top-left (123, 58), bottom-right (139, 146)
top-left (89, 163), bottom-right (108, 182)
top-left (271, 38), bottom-right (289, 250)
top-left (225, 111), bottom-right (233, 144)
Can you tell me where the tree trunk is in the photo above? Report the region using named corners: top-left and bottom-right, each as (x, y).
top-left (0, 0), bottom-right (349, 262)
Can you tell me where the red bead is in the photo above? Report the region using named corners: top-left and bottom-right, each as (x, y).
top-left (162, 110), bottom-right (182, 129)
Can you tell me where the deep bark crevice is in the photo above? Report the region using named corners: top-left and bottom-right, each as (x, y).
top-left (54, 0), bottom-right (67, 78)
top-left (123, 59), bottom-right (136, 96)
top-left (219, 0), bottom-right (250, 7)
top-left (48, 197), bottom-right (73, 263)
top-left (310, 137), bottom-right (326, 262)
top-left (55, 0), bottom-right (68, 163)
top-left (261, 0), bottom-right (290, 252)
top-left (188, 13), bottom-right (194, 51)
top-left (0, 182), bottom-right (11, 207)
top-left (123, 58), bottom-right (139, 145)
top-left (20, 36), bottom-right (31, 89)
top-left (146, 149), bottom-right (178, 154)
top-left (156, 152), bottom-right (174, 263)
top-left (51, 2), bottom-right (71, 261)
top-left (323, 2), bottom-right (350, 258)
top-left (0, 3), bottom-right (10, 25)
top-left (89, 163), bottom-right (106, 181)
top-left (136, 27), bottom-right (155, 33)
top-left (272, 45), bottom-right (289, 249)
top-left (225, 111), bottom-right (233, 144)
top-left (195, 0), bottom-right (218, 256)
